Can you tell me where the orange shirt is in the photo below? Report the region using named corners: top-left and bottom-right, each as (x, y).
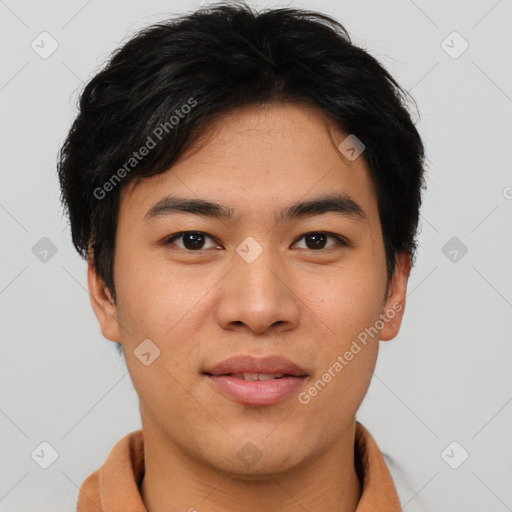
top-left (77, 421), bottom-right (401, 511)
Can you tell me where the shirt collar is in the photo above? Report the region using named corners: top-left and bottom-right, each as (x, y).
top-left (77, 421), bottom-right (401, 511)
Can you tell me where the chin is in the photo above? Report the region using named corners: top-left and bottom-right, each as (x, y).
top-left (200, 439), bottom-right (310, 481)
top-left (211, 457), bottom-right (303, 482)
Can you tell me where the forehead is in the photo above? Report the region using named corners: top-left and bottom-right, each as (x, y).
top-left (119, 101), bottom-right (379, 224)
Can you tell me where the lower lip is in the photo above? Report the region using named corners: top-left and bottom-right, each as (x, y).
top-left (206, 375), bottom-right (307, 406)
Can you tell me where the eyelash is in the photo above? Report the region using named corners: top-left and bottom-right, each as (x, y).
top-left (164, 231), bottom-right (349, 252)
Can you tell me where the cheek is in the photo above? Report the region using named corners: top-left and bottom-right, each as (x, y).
top-left (302, 264), bottom-right (385, 344)
top-left (299, 272), bottom-right (383, 421)
top-left (113, 249), bottom-right (216, 391)
top-left (296, 271), bottom-right (384, 413)
top-left (114, 243), bottom-right (190, 336)
top-left (300, 345), bottom-right (379, 437)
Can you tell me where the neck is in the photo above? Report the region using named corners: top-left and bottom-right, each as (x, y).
top-left (140, 420), bottom-right (362, 512)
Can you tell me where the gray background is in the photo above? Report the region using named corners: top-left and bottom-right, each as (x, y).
top-left (0, 0), bottom-right (511, 510)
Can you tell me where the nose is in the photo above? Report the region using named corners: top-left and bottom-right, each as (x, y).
top-left (214, 243), bottom-right (301, 335)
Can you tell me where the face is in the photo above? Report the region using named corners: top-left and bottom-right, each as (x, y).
top-left (88, 101), bottom-right (410, 478)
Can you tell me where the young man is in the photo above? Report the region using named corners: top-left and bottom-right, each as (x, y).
top-left (58, 2), bottom-right (426, 511)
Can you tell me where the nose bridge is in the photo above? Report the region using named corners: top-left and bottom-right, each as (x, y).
top-left (236, 240), bottom-right (281, 297)
top-left (215, 236), bottom-right (300, 333)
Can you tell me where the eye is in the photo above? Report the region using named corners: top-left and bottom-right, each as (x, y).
top-left (164, 231), bottom-right (349, 252)
top-left (292, 232), bottom-right (348, 251)
top-left (165, 231), bottom-right (221, 251)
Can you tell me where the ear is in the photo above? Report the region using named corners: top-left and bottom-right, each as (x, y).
top-left (87, 248), bottom-right (121, 342)
top-left (379, 251), bottom-right (411, 341)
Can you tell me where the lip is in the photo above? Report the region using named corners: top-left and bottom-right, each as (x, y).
top-left (203, 354), bottom-right (309, 406)
top-left (204, 354), bottom-right (308, 377)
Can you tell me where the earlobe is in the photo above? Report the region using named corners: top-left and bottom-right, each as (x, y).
top-left (87, 250), bottom-right (121, 342)
top-left (379, 251), bottom-right (411, 342)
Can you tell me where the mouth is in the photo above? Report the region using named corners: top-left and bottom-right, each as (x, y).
top-left (205, 372), bottom-right (305, 380)
top-left (203, 355), bottom-right (309, 406)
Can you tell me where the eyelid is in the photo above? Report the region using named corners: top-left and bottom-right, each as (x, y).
top-left (165, 231), bottom-right (221, 250)
top-left (292, 231), bottom-right (350, 250)
top-left (164, 231), bottom-right (350, 251)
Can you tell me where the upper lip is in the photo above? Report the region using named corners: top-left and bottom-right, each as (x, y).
top-left (204, 355), bottom-right (308, 377)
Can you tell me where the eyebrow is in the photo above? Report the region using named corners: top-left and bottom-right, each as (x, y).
top-left (144, 193), bottom-right (367, 224)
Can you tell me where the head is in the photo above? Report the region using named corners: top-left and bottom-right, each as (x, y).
top-left (58, 2), bottom-right (425, 477)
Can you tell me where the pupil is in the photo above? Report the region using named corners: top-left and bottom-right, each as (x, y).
top-left (184, 232), bottom-right (204, 250)
top-left (181, 233), bottom-right (327, 250)
top-left (306, 233), bottom-right (326, 249)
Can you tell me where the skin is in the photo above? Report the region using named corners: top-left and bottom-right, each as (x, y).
top-left (88, 101), bottom-right (410, 512)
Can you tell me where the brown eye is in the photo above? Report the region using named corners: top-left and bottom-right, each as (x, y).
top-left (166, 232), bottom-right (219, 251)
top-left (305, 233), bottom-right (328, 249)
top-left (293, 232), bottom-right (347, 250)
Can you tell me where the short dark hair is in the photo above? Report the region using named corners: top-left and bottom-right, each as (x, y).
top-left (57, 1), bottom-right (426, 303)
